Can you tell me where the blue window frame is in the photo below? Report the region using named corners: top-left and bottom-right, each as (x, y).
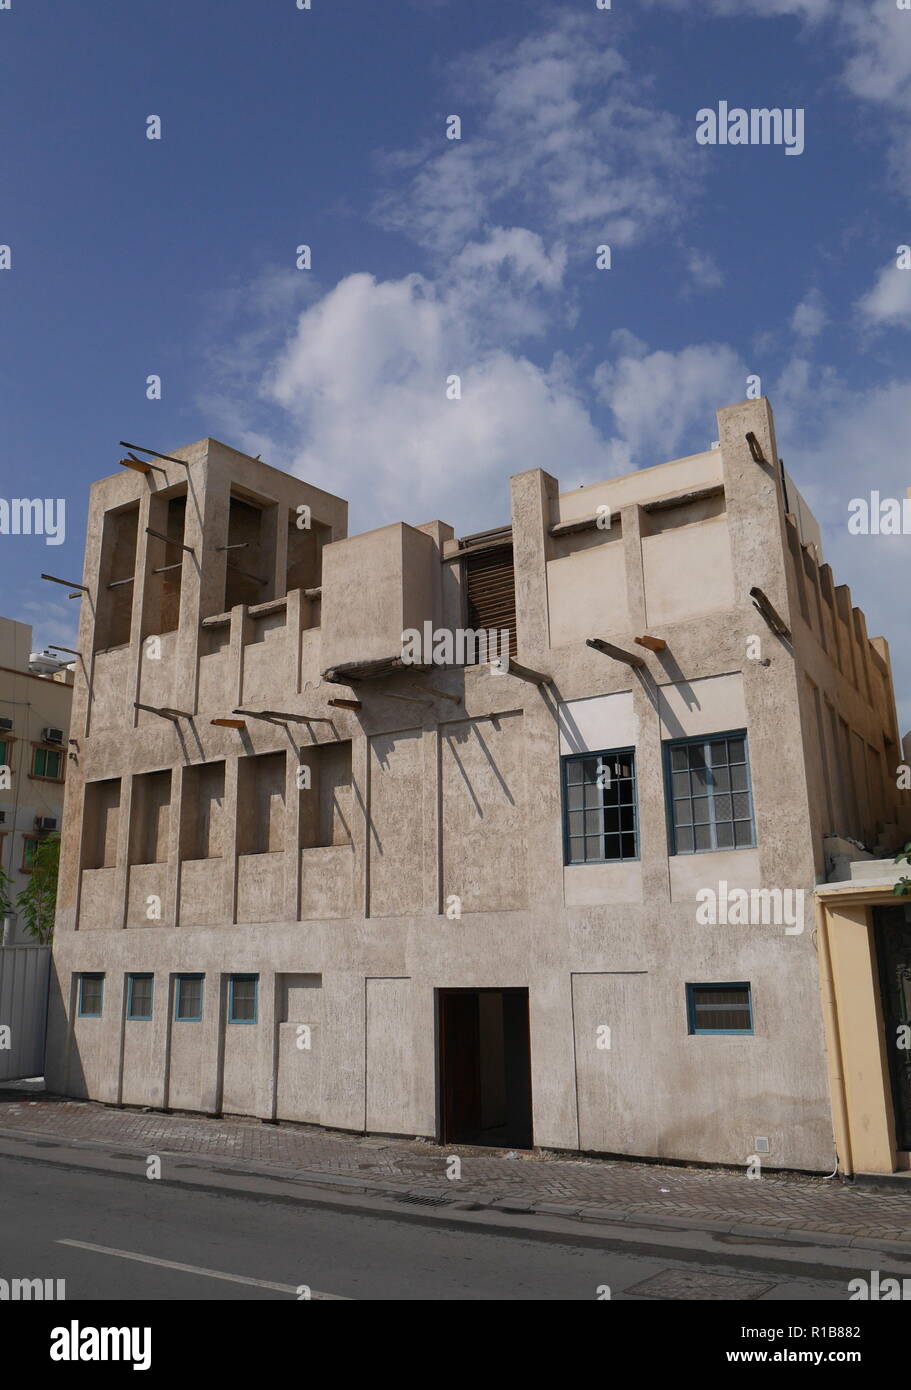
top-left (687, 982), bottom-right (753, 1035)
top-left (126, 972), bottom-right (154, 1021)
top-left (174, 974), bottom-right (204, 1022)
top-left (665, 730), bottom-right (755, 854)
top-left (561, 747), bottom-right (639, 864)
top-left (228, 974), bottom-right (258, 1024)
top-left (77, 973), bottom-right (104, 1017)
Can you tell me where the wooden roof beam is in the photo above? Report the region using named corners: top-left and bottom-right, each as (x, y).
top-left (500, 658), bottom-right (552, 685)
top-left (134, 701), bottom-right (192, 721)
top-left (586, 638), bottom-right (645, 669)
top-left (749, 586), bottom-right (791, 641)
top-left (233, 708), bottom-right (334, 724)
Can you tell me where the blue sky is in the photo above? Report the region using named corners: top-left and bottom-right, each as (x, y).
top-left (2, 0), bottom-right (910, 723)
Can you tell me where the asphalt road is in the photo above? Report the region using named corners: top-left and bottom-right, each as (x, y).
top-left (0, 1149), bottom-right (874, 1301)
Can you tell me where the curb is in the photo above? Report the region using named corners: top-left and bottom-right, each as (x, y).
top-left (3, 1121), bottom-right (911, 1258)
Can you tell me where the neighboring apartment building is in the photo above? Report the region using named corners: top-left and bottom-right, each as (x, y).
top-left (44, 397), bottom-right (910, 1172)
top-left (0, 618), bottom-right (74, 944)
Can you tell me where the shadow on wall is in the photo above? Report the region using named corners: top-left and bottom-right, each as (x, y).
top-left (444, 719), bottom-right (517, 815)
top-left (45, 966), bottom-right (88, 1100)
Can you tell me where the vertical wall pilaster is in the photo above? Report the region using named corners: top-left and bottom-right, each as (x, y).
top-left (510, 468), bottom-right (557, 662)
top-left (284, 743), bottom-right (302, 923)
top-left (114, 775), bottom-right (133, 929)
top-left (225, 754), bottom-right (240, 925)
top-left (421, 725), bottom-right (440, 915)
top-left (718, 397), bottom-right (816, 891)
top-left (355, 734), bottom-right (370, 919)
top-left (257, 970), bottom-right (278, 1120)
top-left (621, 503), bottom-right (647, 635)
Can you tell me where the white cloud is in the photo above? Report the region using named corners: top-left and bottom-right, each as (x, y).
top-left (791, 288), bottom-right (827, 342)
top-left (857, 259), bottom-right (911, 328)
top-left (445, 227), bottom-right (572, 340)
top-left (644, 0), bottom-right (831, 18)
top-left (374, 13), bottom-right (700, 258)
top-left (593, 339), bottom-right (748, 471)
top-left (841, 3), bottom-right (911, 108)
top-left (685, 249), bottom-right (725, 292)
top-left (261, 267), bottom-right (612, 531)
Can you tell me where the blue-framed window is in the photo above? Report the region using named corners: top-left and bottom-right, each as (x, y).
top-left (174, 974), bottom-right (204, 1022)
top-left (686, 982), bottom-right (753, 1035)
top-left (665, 731), bottom-right (755, 854)
top-left (77, 973), bottom-right (104, 1018)
top-left (126, 972), bottom-right (154, 1021)
top-left (228, 974), bottom-right (258, 1024)
top-left (561, 748), bottom-right (639, 864)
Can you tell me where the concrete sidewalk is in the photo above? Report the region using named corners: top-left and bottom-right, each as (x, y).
top-left (2, 1090), bottom-right (910, 1252)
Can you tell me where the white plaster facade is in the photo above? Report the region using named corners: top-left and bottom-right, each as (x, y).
top-left (44, 398), bottom-right (910, 1170)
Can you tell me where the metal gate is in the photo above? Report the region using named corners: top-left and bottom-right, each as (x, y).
top-left (0, 946), bottom-right (50, 1082)
top-left (874, 904), bottom-right (911, 1151)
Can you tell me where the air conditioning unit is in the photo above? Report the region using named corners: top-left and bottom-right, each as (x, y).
top-left (35, 816), bottom-right (57, 832)
top-left (42, 727), bottom-right (64, 745)
top-left (0, 717), bottom-right (12, 732)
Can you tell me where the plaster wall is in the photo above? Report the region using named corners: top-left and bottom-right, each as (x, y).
top-left (45, 414), bottom-right (910, 1172)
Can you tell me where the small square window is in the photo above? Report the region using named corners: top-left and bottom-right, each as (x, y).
top-left (687, 983), bottom-right (753, 1034)
top-left (127, 973), bottom-right (154, 1021)
top-left (562, 748), bottom-right (639, 864)
top-left (175, 974), bottom-right (204, 1021)
top-left (78, 973), bottom-right (104, 1017)
top-left (228, 974), bottom-right (258, 1024)
top-left (32, 747), bottom-right (63, 780)
top-left (665, 732), bottom-right (755, 855)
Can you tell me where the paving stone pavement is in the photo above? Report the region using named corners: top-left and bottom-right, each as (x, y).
top-left (2, 1093), bottom-right (911, 1244)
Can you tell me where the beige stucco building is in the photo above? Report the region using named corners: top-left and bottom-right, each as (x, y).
top-left (44, 397), bottom-right (910, 1171)
top-left (0, 618), bottom-right (73, 945)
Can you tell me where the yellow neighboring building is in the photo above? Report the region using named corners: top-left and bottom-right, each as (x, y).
top-left (0, 618), bottom-right (74, 944)
top-left (814, 483), bottom-right (911, 1178)
top-left (816, 862), bottom-right (911, 1179)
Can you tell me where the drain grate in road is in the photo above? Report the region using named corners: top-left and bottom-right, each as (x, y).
top-left (391, 1192), bottom-right (453, 1207)
top-left (625, 1269), bottom-right (775, 1301)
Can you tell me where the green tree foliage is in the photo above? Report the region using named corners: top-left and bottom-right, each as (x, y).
top-left (0, 866), bottom-right (13, 923)
top-left (16, 835), bottom-right (60, 943)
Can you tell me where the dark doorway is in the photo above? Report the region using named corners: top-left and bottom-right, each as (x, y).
top-left (438, 988), bottom-right (533, 1149)
top-left (874, 904), bottom-right (911, 1151)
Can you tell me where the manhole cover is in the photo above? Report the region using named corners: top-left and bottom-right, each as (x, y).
top-left (626, 1269), bottom-right (774, 1300)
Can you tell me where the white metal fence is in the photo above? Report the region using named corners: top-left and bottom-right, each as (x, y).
top-left (0, 946), bottom-right (50, 1081)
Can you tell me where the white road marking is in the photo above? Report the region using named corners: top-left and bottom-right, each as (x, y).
top-left (56, 1239), bottom-right (350, 1299)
